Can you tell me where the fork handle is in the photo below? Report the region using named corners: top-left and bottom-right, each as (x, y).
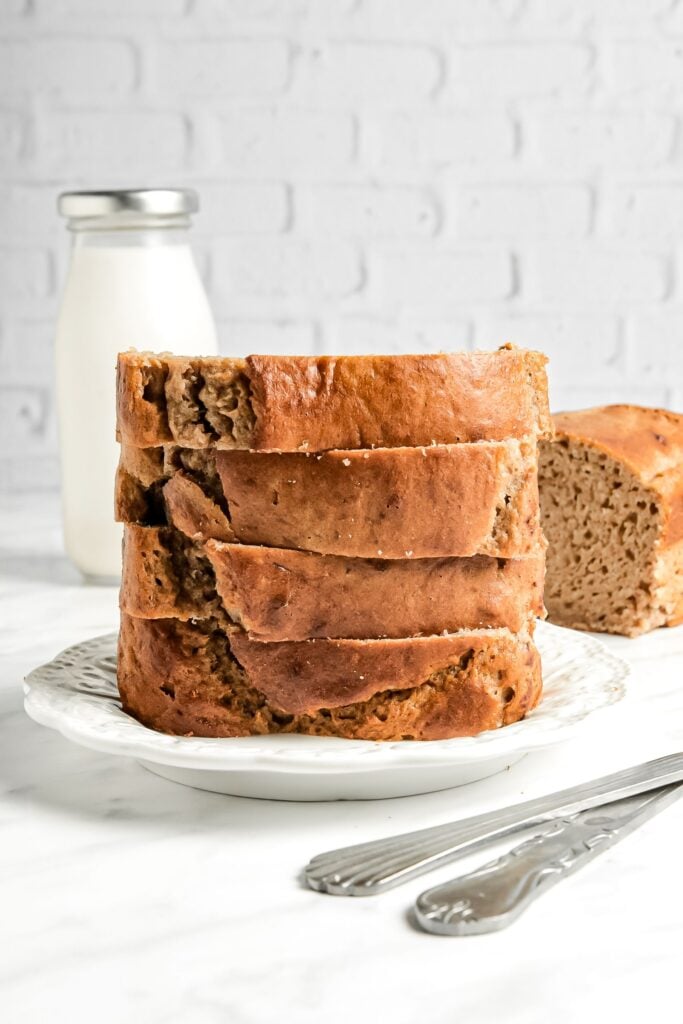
top-left (414, 783), bottom-right (683, 935)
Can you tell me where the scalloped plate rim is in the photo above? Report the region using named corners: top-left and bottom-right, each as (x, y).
top-left (23, 621), bottom-right (629, 775)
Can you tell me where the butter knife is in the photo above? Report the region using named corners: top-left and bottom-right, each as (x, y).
top-left (414, 782), bottom-right (683, 935)
top-left (305, 752), bottom-right (683, 896)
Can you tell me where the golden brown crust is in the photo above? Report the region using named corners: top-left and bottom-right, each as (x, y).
top-left (553, 405), bottom-right (683, 547)
top-left (228, 626), bottom-right (538, 714)
top-left (120, 523), bottom-right (545, 639)
top-left (206, 541), bottom-right (544, 640)
top-left (117, 614), bottom-right (542, 739)
top-left (115, 439), bottom-right (544, 559)
top-left (553, 405), bottom-right (683, 482)
top-left (116, 348), bottom-right (552, 452)
top-left (215, 440), bottom-right (543, 559)
top-left (246, 348), bottom-right (552, 450)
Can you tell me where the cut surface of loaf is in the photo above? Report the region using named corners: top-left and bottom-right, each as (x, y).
top-left (121, 524), bottom-right (545, 639)
top-left (118, 613), bottom-right (542, 739)
top-left (116, 347), bottom-right (552, 452)
top-left (117, 439), bottom-right (544, 559)
top-left (539, 404), bottom-right (683, 636)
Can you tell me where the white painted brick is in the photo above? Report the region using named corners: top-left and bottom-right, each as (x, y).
top-left (299, 185), bottom-right (440, 238)
top-left (531, 111), bottom-right (676, 170)
top-left (608, 41), bottom-right (683, 98)
top-left (0, 111), bottom-right (24, 173)
top-left (213, 238), bottom-right (362, 301)
top-left (217, 319), bottom-right (317, 356)
top-left (446, 44), bottom-right (592, 102)
top-left (520, 0), bottom-right (671, 30)
top-left (527, 248), bottom-right (668, 308)
top-left (473, 314), bottom-right (624, 406)
top-left (359, 0), bottom-right (512, 39)
top-left (194, 0), bottom-right (355, 20)
top-left (322, 319), bottom-right (420, 355)
top-left (374, 248), bottom-right (512, 305)
top-left (156, 39), bottom-right (290, 98)
top-left (629, 315), bottom-right (683, 377)
top-left (0, 39), bottom-right (136, 99)
top-left (0, 0), bottom-right (30, 14)
top-left (0, 185), bottom-right (63, 238)
top-left (369, 111), bottom-right (516, 170)
top-left (215, 109), bottom-right (356, 177)
top-left (323, 316), bottom-right (471, 355)
top-left (0, 388), bottom-right (50, 446)
top-left (294, 43), bottom-right (441, 107)
top-left (37, 110), bottom-right (188, 175)
top-left (456, 185), bottom-right (591, 239)
top-left (587, 0), bottom-right (672, 19)
top-left (0, 321), bottom-right (54, 384)
top-left (552, 384), bottom-right (673, 412)
top-left (194, 183), bottom-right (289, 235)
top-left (474, 314), bottom-right (621, 365)
top-left (0, 456), bottom-right (60, 492)
top-left (35, 0), bottom-right (187, 14)
top-left (0, 250), bottom-right (51, 302)
top-left (661, 1), bottom-right (683, 34)
top-left (608, 187), bottom-right (683, 240)
top-left (397, 317), bottom-right (471, 352)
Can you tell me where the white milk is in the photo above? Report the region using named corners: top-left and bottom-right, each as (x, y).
top-left (55, 234), bottom-right (218, 580)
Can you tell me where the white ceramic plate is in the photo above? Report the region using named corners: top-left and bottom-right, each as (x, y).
top-left (24, 621), bottom-right (628, 801)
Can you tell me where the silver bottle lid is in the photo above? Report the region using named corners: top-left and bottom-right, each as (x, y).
top-left (57, 188), bottom-right (199, 219)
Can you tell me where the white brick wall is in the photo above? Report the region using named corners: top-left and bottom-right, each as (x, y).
top-left (2, 0), bottom-right (683, 491)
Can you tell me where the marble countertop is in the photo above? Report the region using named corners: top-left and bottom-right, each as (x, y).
top-left (2, 493), bottom-right (683, 1024)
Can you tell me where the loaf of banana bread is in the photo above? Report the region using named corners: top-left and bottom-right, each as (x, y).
top-left (539, 404), bottom-right (683, 636)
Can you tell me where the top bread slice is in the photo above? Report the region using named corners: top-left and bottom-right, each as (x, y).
top-left (117, 346), bottom-right (551, 452)
top-left (539, 404), bottom-right (683, 636)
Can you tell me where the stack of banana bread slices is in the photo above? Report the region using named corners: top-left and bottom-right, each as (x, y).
top-left (115, 346), bottom-right (551, 741)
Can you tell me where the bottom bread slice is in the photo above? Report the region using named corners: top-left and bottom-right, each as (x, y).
top-left (118, 614), bottom-right (542, 740)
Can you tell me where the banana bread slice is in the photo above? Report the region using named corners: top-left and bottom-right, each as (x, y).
top-left (117, 439), bottom-right (544, 559)
top-left (539, 404), bottom-right (683, 636)
top-left (117, 346), bottom-right (551, 452)
top-left (118, 613), bottom-right (542, 739)
top-left (121, 523), bottom-right (545, 638)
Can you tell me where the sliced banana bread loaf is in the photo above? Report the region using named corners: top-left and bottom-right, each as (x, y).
top-left (117, 346), bottom-right (551, 452)
top-left (121, 524), bottom-right (545, 639)
top-left (118, 613), bottom-right (542, 739)
top-left (117, 439), bottom-right (543, 559)
top-left (539, 404), bottom-right (683, 636)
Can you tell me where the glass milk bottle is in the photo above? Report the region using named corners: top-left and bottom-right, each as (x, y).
top-left (56, 188), bottom-right (218, 582)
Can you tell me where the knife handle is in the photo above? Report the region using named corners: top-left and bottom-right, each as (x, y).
top-left (414, 783), bottom-right (683, 936)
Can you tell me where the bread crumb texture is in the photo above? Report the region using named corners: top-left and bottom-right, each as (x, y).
top-left (539, 405), bottom-right (683, 637)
